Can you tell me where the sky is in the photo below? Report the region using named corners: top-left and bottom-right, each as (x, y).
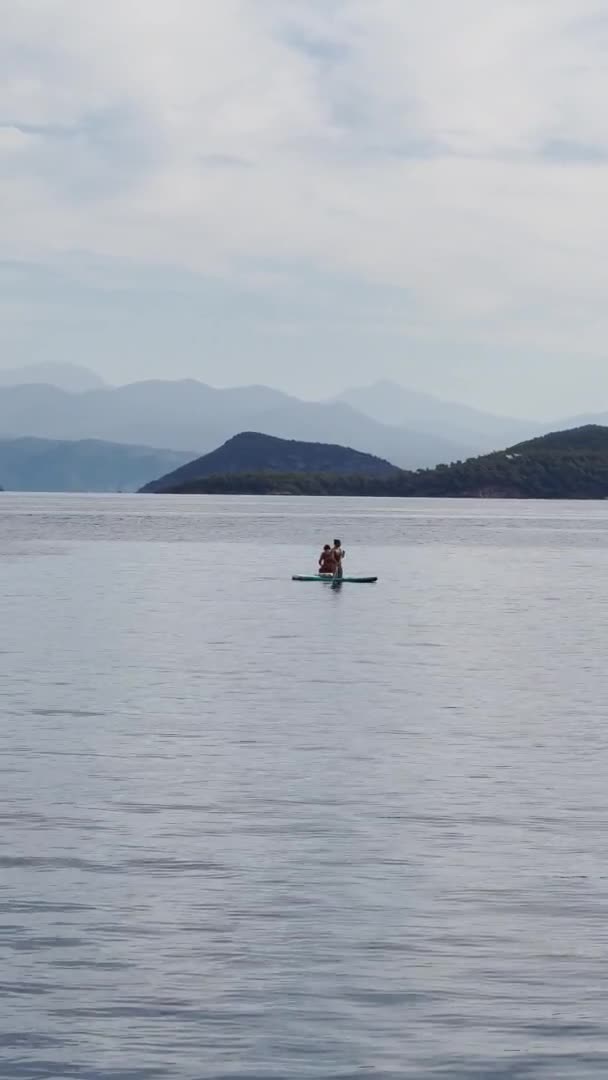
top-left (2, 0), bottom-right (608, 418)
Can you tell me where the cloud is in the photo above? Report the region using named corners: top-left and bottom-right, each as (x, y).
top-left (1, 1), bottom-right (608, 408)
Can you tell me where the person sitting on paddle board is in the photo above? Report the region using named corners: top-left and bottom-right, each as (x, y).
top-left (318, 544), bottom-right (336, 575)
top-left (332, 539), bottom-right (345, 578)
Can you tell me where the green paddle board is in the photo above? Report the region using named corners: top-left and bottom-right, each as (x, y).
top-left (292, 574), bottom-right (378, 583)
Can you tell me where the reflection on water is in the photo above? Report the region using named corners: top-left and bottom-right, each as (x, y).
top-left (1, 494), bottom-right (608, 1078)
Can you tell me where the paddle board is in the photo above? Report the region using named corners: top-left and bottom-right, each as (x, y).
top-left (292, 574), bottom-right (378, 583)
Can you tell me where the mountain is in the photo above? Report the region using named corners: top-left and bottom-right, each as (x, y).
top-left (336, 380), bottom-right (537, 450)
top-left (162, 426), bottom-right (608, 499)
top-left (0, 380), bottom-right (472, 468)
top-left (557, 410), bottom-right (608, 431)
top-left (0, 363), bottom-right (106, 392)
top-left (142, 432), bottom-right (399, 493)
top-left (237, 399), bottom-right (470, 468)
top-left (0, 437), bottom-right (193, 492)
top-left (398, 424), bottom-right (608, 498)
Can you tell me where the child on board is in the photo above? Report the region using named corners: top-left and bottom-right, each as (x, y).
top-left (318, 544), bottom-right (336, 575)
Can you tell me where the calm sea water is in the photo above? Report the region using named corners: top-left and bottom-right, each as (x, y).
top-left (2, 493), bottom-right (608, 1080)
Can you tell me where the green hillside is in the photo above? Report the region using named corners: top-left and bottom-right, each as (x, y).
top-left (142, 431), bottom-right (399, 493)
top-left (407, 424), bottom-right (608, 498)
top-left (148, 426), bottom-right (608, 499)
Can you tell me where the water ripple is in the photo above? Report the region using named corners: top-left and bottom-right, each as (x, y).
top-left (2, 494), bottom-right (608, 1078)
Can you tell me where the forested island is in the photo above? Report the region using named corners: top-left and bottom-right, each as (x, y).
top-left (144, 426), bottom-right (608, 499)
top-left (142, 431), bottom-right (398, 492)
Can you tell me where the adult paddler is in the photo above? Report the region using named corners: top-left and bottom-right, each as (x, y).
top-left (331, 539), bottom-right (345, 579)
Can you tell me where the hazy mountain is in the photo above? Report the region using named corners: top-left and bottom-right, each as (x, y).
top-left (142, 431), bottom-right (399, 493)
top-left (235, 399), bottom-right (471, 468)
top-left (0, 362), bottom-right (106, 392)
top-left (0, 380), bottom-right (473, 468)
top-left (336, 380), bottom-right (537, 449)
top-left (0, 437), bottom-right (192, 492)
top-left (556, 410), bottom-right (608, 431)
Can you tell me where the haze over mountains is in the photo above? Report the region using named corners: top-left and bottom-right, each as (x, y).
top-left (0, 374), bottom-right (476, 469)
top-left (0, 437), bottom-right (192, 493)
top-left (0, 364), bottom-right (607, 493)
top-left (336, 381), bottom-right (536, 448)
top-left (0, 363), bottom-right (106, 393)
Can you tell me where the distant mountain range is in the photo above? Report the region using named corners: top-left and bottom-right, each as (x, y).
top-left (142, 432), bottom-right (399, 493)
top-left (335, 380), bottom-right (537, 448)
top-left (0, 437), bottom-right (192, 492)
top-left (160, 425), bottom-right (608, 499)
top-left (0, 379), bottom-right (475, 469)
top-left (0, 366), bottom-right (607, 491)
top-left (0, 362), bottom-right (106, 393)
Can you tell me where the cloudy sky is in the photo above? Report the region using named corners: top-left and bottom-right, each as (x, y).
top-left (2, 0), bottom-right (608, 417)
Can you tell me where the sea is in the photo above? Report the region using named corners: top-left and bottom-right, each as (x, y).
top-left (2, 493), bottom-right (608, 1080)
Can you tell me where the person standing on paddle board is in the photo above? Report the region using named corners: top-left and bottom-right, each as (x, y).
top-left (332, 539), bottom-right (345, 578)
